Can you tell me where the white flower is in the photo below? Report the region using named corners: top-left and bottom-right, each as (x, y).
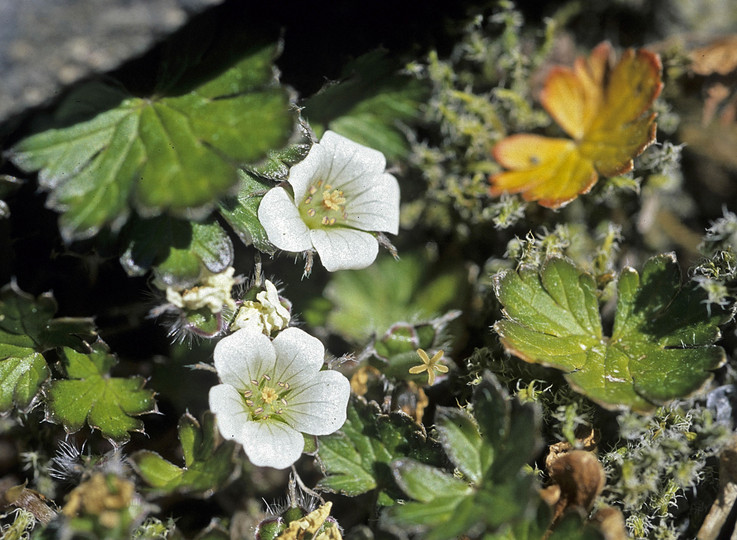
top-left (208, 327), bottom-right (350, 469)
top-left (165, 267), bottom-right (237, 313)
top-left (231, 279), bottom-right (291, 335)
top-left (258, 131), bottom-right (400, 272)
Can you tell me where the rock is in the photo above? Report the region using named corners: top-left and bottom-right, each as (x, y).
top-left (0, 0), bottom-right (224, 124)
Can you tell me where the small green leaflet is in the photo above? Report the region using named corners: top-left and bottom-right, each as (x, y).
top-left (382, 372), bottom-right (542, 539)
top-left (315, 395), bottom-right (442, 506)
top-left (9, 41), bottom-right (294, 242)
top-left (120, 215), bottom-right (233, 288)
top-left (493, 254), bottom-right (734, 411)
top-left (131, 412), bottom-right (236, 495)
top-left (0, 282), bottom-right (96, 413)
top-left (218, 170), bottom-right (276, 255)
top-left (46, 342), bottom-right (156, 444)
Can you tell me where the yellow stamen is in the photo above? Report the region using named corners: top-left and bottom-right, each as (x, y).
top-left (261, 387), bottom-right (278, 404)
top-left (322, 189), bottom-right (346, 211)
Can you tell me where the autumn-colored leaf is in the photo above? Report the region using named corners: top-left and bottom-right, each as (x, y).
top-left (490, 42), bottom-right (662, 208)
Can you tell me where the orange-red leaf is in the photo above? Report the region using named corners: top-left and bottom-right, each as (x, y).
top-left (491, 135), bottom-right (596, 208)
top-left (490, 42), bottom-right (662, 209)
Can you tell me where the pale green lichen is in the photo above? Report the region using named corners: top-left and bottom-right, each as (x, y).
top-left (600, 405), bottom-right (730, 539)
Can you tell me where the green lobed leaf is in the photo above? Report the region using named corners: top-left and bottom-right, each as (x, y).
top-left (46, 342), bottom-right (156, 444)
top-left (315, 395), bottom-right (442, 505)
top-left (383, 372), bottom-right (542, 539)
top-left (494, 254), bottom-right (734, 411)
top-left (304, 50), bottom-right (429, 160)
top-left (131, 412), bottom-right (237, 495)
top-left (9, 40), bottom-right (295, 242)
top-left (120, 215), bottom-right (233, 288)
top-left (0, 354), bottom-right (48, 414)
top-left (0, 282), bottom-right (96, 413)
top-left (313, 252), bottom-right (467, 343)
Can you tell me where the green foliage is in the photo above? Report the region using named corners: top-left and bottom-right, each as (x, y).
top-left (0, 1), bottom-right (733, 539)
top-left (486, 503), bottom-right (604, 540)
top-left (309, 252), bottom-right (467, 343)
top-left (303, 50), bottom-right (429, 160)
top-left (494, 254), bottom-right (733, 411)
top-left (316, 395), bottom-right (442, 506)
top-left (131, 412), bottom-right (237, 495)
top-left (120, 216), bottom-right (233, 288)
top-left (504, 223), bottom-right (622, 287)
top-left (0, 283), bottom-right (96, 413)
top-left (369, 317), bottom-right (457, 382)
top-left (382, 372), bottom-right (542, 539)
top-left (218, 171), bottom-right (276, 255)
top-left (219, 129), bottom-right (312, 254)
top-left (46, 342), bottom-right (157, 444)
top-left (9, 41), bottom-right (295, 242)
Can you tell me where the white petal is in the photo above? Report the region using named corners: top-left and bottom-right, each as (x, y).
top-left (310, 228), bottom-right (379, 271)
top-left (286, 143), bottom-right (330, 201)
top-left (320, 131), bottom-right (387, 189)
top-left (239, 420), bottom-right (304, 469)
top-left (343, 172), bottom-right (400, 234)
top-left (270, 327), bottom-right (325, 387)
top-left (284, 370), bottom-right (351, 435)
top-left (209, 384), bottom-right (252, 440)
top-left (258, 187), bottom-right (312, 252)
top-left (214, 329), bottom-right (275, 389)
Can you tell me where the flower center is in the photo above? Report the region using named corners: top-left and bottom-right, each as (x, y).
top-left (243, 375), bottom-right (292, 421)
top-left (322, 188), bottom-right (346, 211)
top-left (299, 180), bottom-right (348, 228)
top-left (261, 387), bottom-right (277, 404)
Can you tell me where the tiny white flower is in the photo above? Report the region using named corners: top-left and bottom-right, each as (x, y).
top-left (258, 130), bottom-right (400, 272)
top-left (231, 279), bottom-right (291, 335)
top-left (165, 267), bottom-right (237, 313)
top-left (209, 327), bottom-right (350, 469)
